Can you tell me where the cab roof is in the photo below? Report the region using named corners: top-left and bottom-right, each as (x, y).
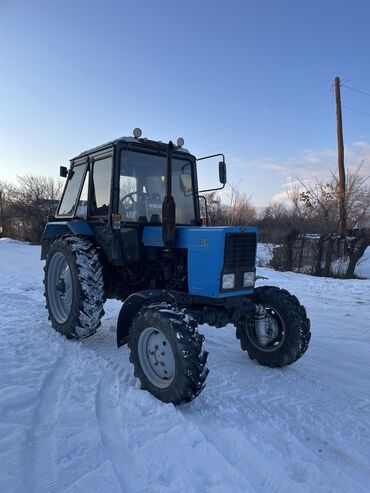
top-left (71, 136), bottom-right (190, 161)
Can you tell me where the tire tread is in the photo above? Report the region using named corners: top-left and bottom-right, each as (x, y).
top-left (236, 286), bottom-right (311, 367)
top-left (44, 235), bottom-right (106, 339)
top-left (128, 303), bottom-right (209, 404)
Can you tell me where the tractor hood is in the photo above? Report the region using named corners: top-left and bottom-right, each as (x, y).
top-left (142, 226), bottom-right (259, 298)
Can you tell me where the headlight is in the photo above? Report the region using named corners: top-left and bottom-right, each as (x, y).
top-left (222, 273), bottom-right (235, 289)
top-left (243, 271), bottom-right (255, 287)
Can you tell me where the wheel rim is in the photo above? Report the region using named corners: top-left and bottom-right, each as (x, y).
top-left (247, 305), bottom-right (286, 352)
top-left (137, 327), bottom-right (176, 388)
top-left (47, 252), bottom-right (73, 324)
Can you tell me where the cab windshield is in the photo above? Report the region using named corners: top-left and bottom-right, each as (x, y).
top-left (120, 149), bottom-right (196, 224)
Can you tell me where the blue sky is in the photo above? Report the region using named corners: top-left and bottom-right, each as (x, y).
top-left (1, 0), bottom-right (370, 205)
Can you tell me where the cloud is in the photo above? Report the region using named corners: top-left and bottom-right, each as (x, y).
top-left (255, 141), bottom-right (370, 205)
top-left (260, 143), bottom-right (369, 177)
top-left (259, 162), bottom-right (292, 171)
top-left (352, 140), bottom-right (370, 149)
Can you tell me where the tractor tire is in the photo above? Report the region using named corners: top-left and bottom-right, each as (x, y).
top-left (236, 286), bottom-right (310, 367)
top-left (128, 303), bottom-right (209, 405)
top-left (44, 235), bottom-right (105, 339)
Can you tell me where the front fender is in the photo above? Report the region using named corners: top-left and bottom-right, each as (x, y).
top-left (117, 290), bottom-right (175, 347)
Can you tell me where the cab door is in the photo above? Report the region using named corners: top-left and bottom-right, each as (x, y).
top-left (56, 159), bottom-right (88, 218)
top-left (89, 153), bottom-right (113, 218)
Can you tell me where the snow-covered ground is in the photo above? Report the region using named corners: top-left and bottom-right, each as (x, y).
top-left (1, 238), bottom-right (369, 493)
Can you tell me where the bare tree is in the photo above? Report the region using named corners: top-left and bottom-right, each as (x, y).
top-left (0, 180), bottom-right (12, 236)
top-left (218, 183), bottom-right (256, 226)
top-left (268, 164), bottom-right (369, 277)
top-left (297, 163), bottom-right (369, 234)
top-left (199, 184), bottom-right (255, 226)
top-left (335, 163), bottom-right (370, 231)
top-left (8, 175), bottom-right (63, 241)
top-left (199, 191), bottom-right (222, 225)
top-left (257, 201), bottom-right (293, 243)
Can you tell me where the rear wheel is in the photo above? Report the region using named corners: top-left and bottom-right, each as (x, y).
top-left (44, 235), bottom-right (105, 338)
top-left (236, 286), bottom-right (310, 367)
top-left (128, 303), bottom-right (209, 404)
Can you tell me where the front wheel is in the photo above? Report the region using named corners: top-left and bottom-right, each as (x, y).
top-left (236, 286), bottom-right (311, 367)
top-left (128, 303), bottom-right (209, 404)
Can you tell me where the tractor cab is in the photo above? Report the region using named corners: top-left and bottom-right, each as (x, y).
top-left (57, 133), bottom-right (200, 225)
top-left (45, 130), bottom-right (256, 301)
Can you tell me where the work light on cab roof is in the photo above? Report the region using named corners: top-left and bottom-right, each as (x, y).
top-left (133, 127), bottom-right (142, 138)
top-left (132, 128), bottom-right (184, 148)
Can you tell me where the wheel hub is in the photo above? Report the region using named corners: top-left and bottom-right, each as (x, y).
top-left (56, 278), bottom-right (66, 294)
top-left (250, 305), bottom-right (285, 352)
top-left (47, 252), bottom-right (73, 324)
top-left (58, 265), bottom-right (72, 304)
top-left (255, 314), bottom-right (280, 346)
top-left (266, 315), bottom-right (279, 342)
top-left (138, 328), bottom-right (175, 388)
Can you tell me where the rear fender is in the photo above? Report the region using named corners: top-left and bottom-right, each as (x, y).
top-left (41, 221), bottom-right (94, 259)
top-left (117, 290), bottom-right (175, 347)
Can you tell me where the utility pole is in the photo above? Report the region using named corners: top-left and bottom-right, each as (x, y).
top-left (334, 76), bottom-right (346, 238)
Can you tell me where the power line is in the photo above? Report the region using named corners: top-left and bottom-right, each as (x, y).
top-left (342, 84), bottom-right (370, 98)
top-left (200, 110), bottom-right (334, 155)
top-left (189, 109), bottom-right (263, 144)
top-left (189, 79), bottom-right (331, 144)
top-left (268, 80), bottom-right (330, 109)
top-left (343, 105), bottom-right (370, 118)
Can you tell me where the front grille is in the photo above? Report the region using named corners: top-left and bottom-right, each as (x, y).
top-left (224, 233), bottom-right (257, 272)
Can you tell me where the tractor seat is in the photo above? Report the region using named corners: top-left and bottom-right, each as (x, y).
top-left (150, 214), bottom-right (161, 223)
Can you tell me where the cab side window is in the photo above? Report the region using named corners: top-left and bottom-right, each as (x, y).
top-left (91, 157), bottom-right (112, 216)
top-left (57, 164), bottom-right (86, 217)
top-left (75, 171), bottom-right (89, 217)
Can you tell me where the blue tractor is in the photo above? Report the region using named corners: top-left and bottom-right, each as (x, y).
top-left (42, 130), bottom-right (310, 404)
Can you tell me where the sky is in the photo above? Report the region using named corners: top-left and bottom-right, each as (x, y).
top-left (1, 0), bottom-right (370, 206)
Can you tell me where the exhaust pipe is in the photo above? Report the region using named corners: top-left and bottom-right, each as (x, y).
top-left (162, 141), bottom-right (176, 249)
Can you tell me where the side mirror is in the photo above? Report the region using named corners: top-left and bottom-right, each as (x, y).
top-left (60, 166), bottom-right (68, 178)
top-left (219, 161), bottom-right (227, 185)
top-left (180, 173), bottom-right (193, 194)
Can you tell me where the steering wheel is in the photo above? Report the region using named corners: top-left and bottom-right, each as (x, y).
top-left (121, 191), bottom-right (137, 210)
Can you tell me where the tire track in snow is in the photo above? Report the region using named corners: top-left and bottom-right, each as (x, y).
top-left (95, 379), bottom-right (151, 493)
top-left (181, 331), bottom-right (370, 492)
top-left (251, 365), bottom-right (370, 489)
top-left (86, 336), bottom-right (252, 492)
top-left (183, 407), bottom-right (298, 493)
top-left (23, 355), bottom-right (68, 493)
top-left (191, 421), bottom-right (289, 493)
